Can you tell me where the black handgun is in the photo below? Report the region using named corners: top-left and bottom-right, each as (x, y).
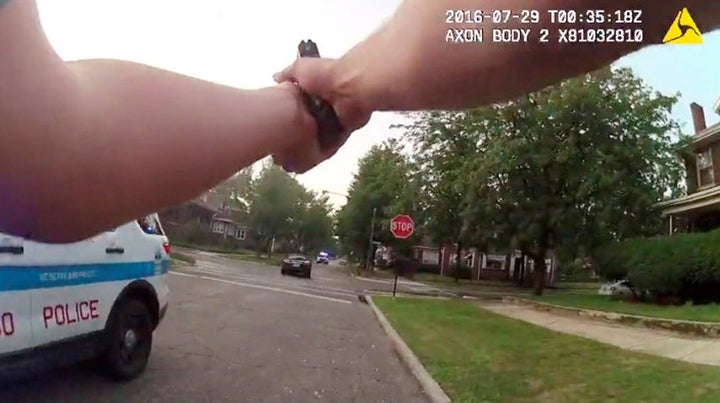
top-left (297, 40), bottom-right (344, 152)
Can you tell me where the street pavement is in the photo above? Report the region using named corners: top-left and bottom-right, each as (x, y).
top-left (1, 251), bottom-right (430, 403)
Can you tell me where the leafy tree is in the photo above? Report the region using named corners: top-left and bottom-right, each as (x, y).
top-left (296, 193), bottom-right (335, 254)
top-left (397, 111), bottom-right (487, 280)
top-left (461, 67), bottom-right (683, 295)
top-left (336, 139), bottom-right (418, 268)
top-left (213, 166), bottom-right (254, 223)
top-left (247, 160), bottom-right (335, 256)
top-left (248, 161), bottom-right (305, 256)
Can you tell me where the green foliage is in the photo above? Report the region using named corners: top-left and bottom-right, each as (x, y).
top-left (595, 229), bottom-right (720, 302)
top-left (625, 237), bottom-right (684, 296)
top-left (594, 238), bottom-right (644, 280)
top-left (456, 67), bottom-right (683, 293)
top-left (557, 258), bottom-right (597, 282)
top-left (246, 160), bottom-right (334, 255)
top-left (213, 167), bottom-right (254, 221)
top-left (396, 111), bottom-right (482, 250)
top-left (336, 139), bottom-right (420, 264)
top-left (342, 67), bottom-right (684, 293)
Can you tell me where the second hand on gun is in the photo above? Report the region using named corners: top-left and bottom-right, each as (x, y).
top-left (296, 40), bottom-right (345, 152)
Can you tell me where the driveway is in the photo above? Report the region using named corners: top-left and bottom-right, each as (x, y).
top-left (1, 251), bottom-right (429, 403)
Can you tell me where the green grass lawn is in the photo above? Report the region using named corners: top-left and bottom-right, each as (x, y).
top-left (553, 282), bottom-right (603, 294)
top-left (528, 293), bottom-right (720, 322)
top-left (374, 297), bottom-right (720, 403)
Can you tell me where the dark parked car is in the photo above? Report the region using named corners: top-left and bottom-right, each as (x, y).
top-left (281, 254), bottom-right (312, 278)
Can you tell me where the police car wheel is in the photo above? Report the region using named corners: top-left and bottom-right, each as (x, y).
top-left (102, 299), bottom-right (153, 381)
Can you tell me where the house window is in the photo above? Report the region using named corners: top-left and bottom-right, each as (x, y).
top-left (697, 149), bottom-right (715, 188)
top-left (465, 253), bottom-right (474, 268)
top-left (236, 228), bottom-right (246, 240)
top-left (421, 250), bottom-right (439, 265)
top-left (486, 259), bottom-right (504, 271)
top-left (485, 254), bottom-right (505, 271)
top-left (212, 222), bottom-right (224, 234)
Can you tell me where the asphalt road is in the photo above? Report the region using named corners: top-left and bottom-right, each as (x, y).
top-left (1, 251), bottom-right (430, 403)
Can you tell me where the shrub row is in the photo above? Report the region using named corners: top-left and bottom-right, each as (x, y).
top-left (594, 229), bottom-right (720, 303)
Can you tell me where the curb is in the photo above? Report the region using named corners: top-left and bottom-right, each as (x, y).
top-left (366, 295), bottom-right (452, 403)
top-left (365, 291), bottom-right (453, 300)
top-left (503, 296), bottom-right (720, 339)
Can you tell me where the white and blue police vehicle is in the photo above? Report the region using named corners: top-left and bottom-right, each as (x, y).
top-left (0, 213), bottom-right (170, 382)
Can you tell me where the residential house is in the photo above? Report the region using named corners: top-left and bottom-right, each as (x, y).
top-left (410, 239), bottom-right (558, 285)
top-left (658, 100), bottom-right (720, 233)
top-left (440, 245), bottom-right (558, 285)
top-left (210, 212), bottom-right (249, 242)
top-left (158, 189), bottom-right (253, 247)
top-left (160, 198), bottom-right (221, 229)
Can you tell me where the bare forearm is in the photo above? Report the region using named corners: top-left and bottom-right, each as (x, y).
top-left (4, 59), bottom-right (311, 242)
top-left (337, 0), bottom-right (720, 111)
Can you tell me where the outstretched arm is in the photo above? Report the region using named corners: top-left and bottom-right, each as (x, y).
top-left (0, 0), bottom-right (316, 242)
top-left (331, 0), bottom-right (720, 112)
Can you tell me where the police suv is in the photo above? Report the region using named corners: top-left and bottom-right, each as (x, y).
top-left (0, 213), bottom-right (170, 381)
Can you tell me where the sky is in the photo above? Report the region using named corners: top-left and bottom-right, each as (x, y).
top-left (36, 0), bottom-right (720, 210)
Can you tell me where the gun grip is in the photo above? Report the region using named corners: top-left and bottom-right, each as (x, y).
top-left (297, 40), bottom-right (345, 152)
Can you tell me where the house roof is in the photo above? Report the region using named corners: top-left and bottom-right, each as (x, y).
top-left (189, 199), bottom-right (222, 214)
top-left (210, 214), bottom-right (249, 228)
top-left (691, 122), bottom-right (720, 148)
top-left (657, 185), bottom-right (720, 216)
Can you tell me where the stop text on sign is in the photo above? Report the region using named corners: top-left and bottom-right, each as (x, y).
top-left (0, 312), bottom-right (15, 337)
top-left (43, 299), bottom-right (100, 329)
top-left (391, 221), bottom-right (413, 232)
top-left (390, 214), bottom-right (415, 239)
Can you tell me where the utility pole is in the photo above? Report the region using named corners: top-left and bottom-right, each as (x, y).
top-left (365, 207), bottom-right (377, 270)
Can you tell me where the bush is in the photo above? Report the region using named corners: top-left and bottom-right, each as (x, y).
top-left (593, 229), bottom-right (720, 303)
top-left (558, 258), bottom-right (599, 282)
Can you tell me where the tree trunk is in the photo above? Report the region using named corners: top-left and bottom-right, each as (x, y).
top-left (454, 241), bottom-right (463, 283)
top-left (514, 254), bottom-right (525, 286)
top-left (532, 250), bottom-right (547, 296)
top-left (266, 237), bottom-right (274, 258)
top-left (504, 253), bottom-right (512, 282)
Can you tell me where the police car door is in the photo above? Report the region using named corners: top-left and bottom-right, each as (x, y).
top-left (30, 230), bottom-right (114, 347)
top-left (0, 233), bottom-right (33, 354)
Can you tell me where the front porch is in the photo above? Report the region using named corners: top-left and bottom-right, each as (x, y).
top-left (658, 186), bottom-right (720, 234)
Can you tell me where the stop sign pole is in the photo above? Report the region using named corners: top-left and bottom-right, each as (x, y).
top-left (389, 214), bottom-right (415, 297)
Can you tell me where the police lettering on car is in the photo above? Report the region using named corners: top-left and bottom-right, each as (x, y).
top-left (0, 213), bottom-right (170, 381)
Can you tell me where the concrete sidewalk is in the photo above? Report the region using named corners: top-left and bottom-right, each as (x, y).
top-left (482, 303), bottom-right (720, 367)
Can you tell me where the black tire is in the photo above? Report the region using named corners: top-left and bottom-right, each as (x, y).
top-left (100, 299), bottom-right (154, 382)
top-left (281, 268), bottom-right (287, 275)
top-left (303, 269), bottom-right (312, 278)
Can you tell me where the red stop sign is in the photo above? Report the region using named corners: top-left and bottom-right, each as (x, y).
top-left (390, 215), bottom-right (415, 239)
